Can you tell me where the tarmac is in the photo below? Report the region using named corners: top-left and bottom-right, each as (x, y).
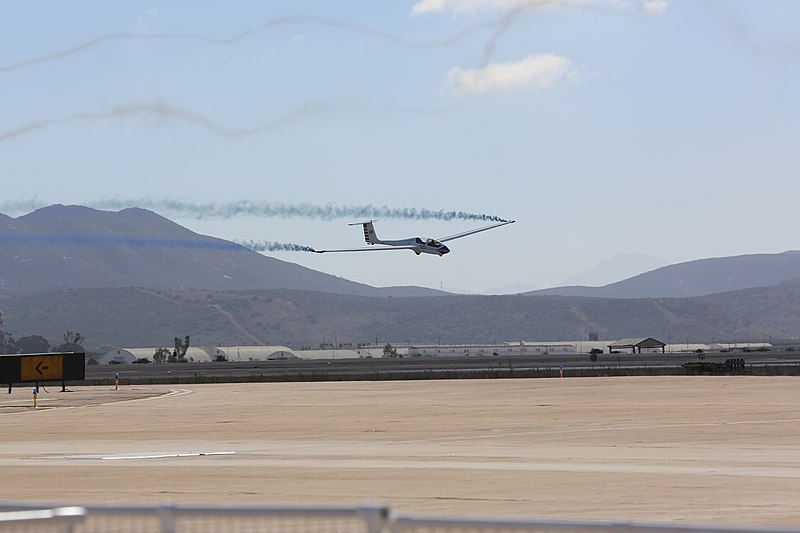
top-left (1, 376), bottom-right (799, 526)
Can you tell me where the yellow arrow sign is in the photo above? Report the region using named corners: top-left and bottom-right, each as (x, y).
top-left (21, 355), bottom-right (64, 381)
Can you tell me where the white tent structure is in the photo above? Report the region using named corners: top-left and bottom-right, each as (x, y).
top-left (216, 346), bottom-right (296, 361)
top-left (98, 347), bottom-right (213, 364)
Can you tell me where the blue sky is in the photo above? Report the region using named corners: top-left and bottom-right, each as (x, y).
top-left (1, 1), bottom-right (798, 293)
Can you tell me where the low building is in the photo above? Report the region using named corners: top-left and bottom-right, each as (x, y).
top-left (300, 340), bottom-right (371, 351)
top-left (664, 342), bottom-right (772, 353)
top-left (408, 342), bottom-right (575, 357)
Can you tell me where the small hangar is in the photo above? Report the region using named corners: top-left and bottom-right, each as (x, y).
top-left (607, 337), bottom-right (666, 354)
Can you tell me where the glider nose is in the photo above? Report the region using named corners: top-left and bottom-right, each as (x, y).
top-left (439, 246), bottom-right (450, 256)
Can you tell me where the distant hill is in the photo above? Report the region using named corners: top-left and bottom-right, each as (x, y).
top-left (480, 281), bottom-right (538, 295)
top-left (2, 283), bottom-right (799, 351)
top-left (0, 205), bottom-right (442, 297)
top-left (558, 253), bottom-right (671, 287)
top-left (527, 252), bottom-right (800, 298)
top-left (4, 205), bottom-right (800, 352)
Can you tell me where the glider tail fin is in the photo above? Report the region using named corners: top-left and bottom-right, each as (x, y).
top-left (362, 221), bottom-right (380, 244)
top-left (349, 220), bottom-right (381, 244)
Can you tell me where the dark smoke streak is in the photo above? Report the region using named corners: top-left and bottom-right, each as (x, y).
top-left (0, 233), bottom-right (316, 253)
top-left (0, 14), bottom-right (504, 74)
top-left (0, 199), bottom-right (510, 224)
top-left (1, 233), bottom-right (240, 250)
top-left (479, 6), bottom-right (526, 68)
top-left (0, 97), bottom-right (470, 144)
top-left (704, 0), bottom-right (800, 57)
top-left (90, 199), bottom-right (511, 223)
top-left (0, 100), bottom-right (332, 144)
top-left (234, 240), bottom-right (316, 253)
top-left (0, 8), bottom-right (528, 143)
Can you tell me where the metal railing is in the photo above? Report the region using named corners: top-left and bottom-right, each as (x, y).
top-left (0, 507), bottom-right (85, 533)
top-left (0, 504), bottom-right (386, 533)
top-left (1, 504), bottom-right (799, 533)
top-left (390, 516), bottom-right (800, 533)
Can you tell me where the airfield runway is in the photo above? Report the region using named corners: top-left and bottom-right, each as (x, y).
top-left (1, 377), bottom-right (799, 526)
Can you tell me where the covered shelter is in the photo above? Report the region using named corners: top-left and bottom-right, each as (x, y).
top-left (216, 346), bottom-right (296, 361)
top-left (98, 349), bottom-right (137, 364)
top-left (608, 337), bottom-right (666, 354)
top-left (99, 347), bottom-right (214, 364)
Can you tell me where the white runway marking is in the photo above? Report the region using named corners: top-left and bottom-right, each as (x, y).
top-left (109, 388), bottom-right (194, 405)
top-left (31, 451), bottom-right (236, 461)
top-left (102, 451), bottom-right (236, 460)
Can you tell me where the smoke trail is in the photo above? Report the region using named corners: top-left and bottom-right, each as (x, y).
top-left (0, 9), bottom-right (527, 144)
top-left (91, 199), bottom-right (511, 223)
top-left (0, 233), bottom-right (240, 250)
top-left (0, 199), bottom-right (511, 223)
top-left (0, 233), bottom-right (317, 252)
top-left (3, 3), bottom-right (654, 76)
top-left (479, 6), bottom-right (527, 68)
top-left (0, 99), bottom-right (336, 144)
top-left (0, 96), bottom-right (474, 144)
top-left (234, 240), bottom-right (316, 253)
top-left (0, 14), bottom-right (505, 74)
top-left (705, 0), bottom-right (800, 57)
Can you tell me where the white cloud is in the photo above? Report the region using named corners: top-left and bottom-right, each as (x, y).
top-left (413, 0), bottom-right (517, 15)
top-left (412, 0), bottom-right (594, 16)
top-left (411, 0), bottom-right (666, 15)
top-left (641, 0), bottom-right (667, 15)
top-left (448, 53), bottom-right (576, 94)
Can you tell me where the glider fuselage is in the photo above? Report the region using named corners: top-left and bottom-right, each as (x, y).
top-left (371, 236), bottom-right (450, 256)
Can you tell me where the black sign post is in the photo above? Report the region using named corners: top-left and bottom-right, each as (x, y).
top-left (0, 352), bottom-right (85, 393)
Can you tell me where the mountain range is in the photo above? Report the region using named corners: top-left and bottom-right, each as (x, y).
top-left (0, 205), bottom-right (441, 297)
top-left (1, 205), bottom-right (799, 350)
top-left (527, 251), bottom-right (800, 298)
top-left (1, 283), bottom-right (797, 350)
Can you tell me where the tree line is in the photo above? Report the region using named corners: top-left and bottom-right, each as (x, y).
top-left (0, 326), bottom-right (86, 356)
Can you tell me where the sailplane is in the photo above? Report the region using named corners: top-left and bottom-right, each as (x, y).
top-left (315, 219), bottom-right (514, 256)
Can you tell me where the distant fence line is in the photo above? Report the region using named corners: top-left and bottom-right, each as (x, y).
top-left (2, 503), bottom-right (800, 533)
top-left (79, 364), bottom-right (800, 387)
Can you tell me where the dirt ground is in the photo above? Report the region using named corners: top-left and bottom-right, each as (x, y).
top-left (1, 376), bottom-right (799, 526)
